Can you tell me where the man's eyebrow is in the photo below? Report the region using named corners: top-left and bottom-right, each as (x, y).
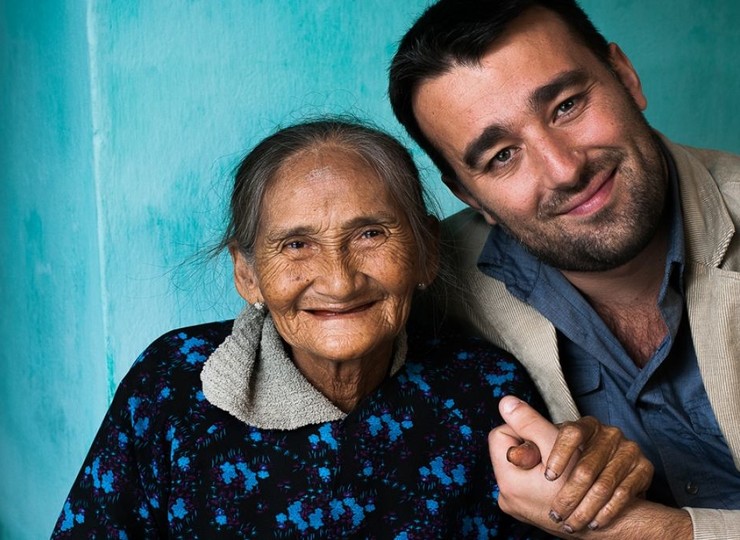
top-left (462, 69), bottom-right (590, 171)
top-left (463, 124), bottom-right (509, 171)
top-left (528, 69), bottom-right (589, 112)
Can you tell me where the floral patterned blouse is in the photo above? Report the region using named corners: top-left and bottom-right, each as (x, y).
top-left (52, 318), bottom-right (553, 539)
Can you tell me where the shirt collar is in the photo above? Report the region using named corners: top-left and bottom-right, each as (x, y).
top-left (659, 138), bottom-right (686, 296)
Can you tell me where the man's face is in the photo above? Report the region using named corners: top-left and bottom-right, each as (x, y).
top-left (412, 8), bottom-right (667, 272)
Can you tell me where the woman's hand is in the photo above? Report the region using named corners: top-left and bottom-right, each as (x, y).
top-left (491, 396), bottom-right (654, 535)
top-left (541, 415), bottom-right (653, 532)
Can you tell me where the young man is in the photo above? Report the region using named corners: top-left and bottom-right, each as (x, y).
top-left (390, 1), bottom-right (740, 538)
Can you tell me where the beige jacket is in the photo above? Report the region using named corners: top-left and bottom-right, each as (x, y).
top-left (441, 139), bottom-right (740, 539)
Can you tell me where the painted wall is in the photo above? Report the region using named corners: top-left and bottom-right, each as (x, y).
top-left (582, 0), bottom-right (740, 154)
top-left (1, 1), bottom-right (738, 538)
top-left (1, 2), bottom-right (108, 539)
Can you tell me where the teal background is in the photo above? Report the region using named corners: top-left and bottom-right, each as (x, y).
top-left (1, 1), bottom-right (738, 538)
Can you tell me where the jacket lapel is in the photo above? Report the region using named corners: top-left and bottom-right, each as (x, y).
top-left (671, 139), bottom-right (740, 467)
top-left (479, 291), bottom-right (580, 424)
top-left (444, 209), bottom-right (579, 423)
top-left (686, 264), bottom-right (740, 468)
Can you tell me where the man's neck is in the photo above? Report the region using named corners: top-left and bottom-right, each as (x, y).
top-left (561, 225), bottom-right (670, 367)
top-left (562, 228), bottom-right (668, 307)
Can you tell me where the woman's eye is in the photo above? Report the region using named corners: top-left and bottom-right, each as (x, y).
top-left (285, 240), bottom-right (306, 250)
top-left (358, 228), bottom-right (390, 246)
top-left (361, 229), bottom-right (382, 239)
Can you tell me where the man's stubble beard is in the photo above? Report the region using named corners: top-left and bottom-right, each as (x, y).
top-left (485, 127), bottom-right (668, 273)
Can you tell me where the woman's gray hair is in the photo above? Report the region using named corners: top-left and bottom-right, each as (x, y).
top-left (218, 118), bottom-right (438, 279)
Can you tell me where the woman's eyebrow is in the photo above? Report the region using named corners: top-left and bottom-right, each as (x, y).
top-left (264, 213), bottom-right (397, 241)
top-left (264, 225), bottom-right (316, 242)
top-left (343, 213), bottom-right (396, 229)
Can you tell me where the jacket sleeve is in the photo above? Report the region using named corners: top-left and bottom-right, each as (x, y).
top-left (686, 507), bottom-right (740, 540)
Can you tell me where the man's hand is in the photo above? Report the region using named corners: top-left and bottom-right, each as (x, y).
top-left (491, 396), bottom-right (653, 533)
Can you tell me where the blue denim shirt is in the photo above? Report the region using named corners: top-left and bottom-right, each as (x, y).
top-left (477, 147), bottom-right (740, 508)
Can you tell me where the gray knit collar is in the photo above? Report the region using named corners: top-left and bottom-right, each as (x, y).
top-left (200, 304), bottom-right (407, 430)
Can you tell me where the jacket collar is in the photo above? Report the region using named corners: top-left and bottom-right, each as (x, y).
top-left (665, 135), bottom-right (735, 267)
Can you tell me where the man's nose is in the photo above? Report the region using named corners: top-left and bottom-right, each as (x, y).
top-left (533, 132), bottom-right (585, 190)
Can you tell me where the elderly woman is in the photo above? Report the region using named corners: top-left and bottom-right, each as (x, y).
top-left (52, 120), bottom-right (648, 538)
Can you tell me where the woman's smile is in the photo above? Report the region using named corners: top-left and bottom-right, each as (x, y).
top-left (306, 301), bottom-right (377, 317)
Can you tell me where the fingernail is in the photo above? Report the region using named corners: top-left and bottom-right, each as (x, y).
top-left (506, 446), bottom-right (515, 463)
top-left (548, 510), bottom-right (562, 523)
top-left (500, 396), bottom-right (522, 414)
top-left (588, 521), bottom-right (599, 531)
top-left (545, 467), bottom-right (558, 481)
top-left (562, 524), bottom-right (574, 535)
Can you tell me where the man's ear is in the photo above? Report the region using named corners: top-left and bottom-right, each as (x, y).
top-left (441, 174), bottom-right (498, 226)
top-left (229, 244), bottom-right (263, 304)
top-left (608, 43), bottom-right (647, 111)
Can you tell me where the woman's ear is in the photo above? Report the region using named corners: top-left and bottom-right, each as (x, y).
top-left (229, 243), bottom-right (263, 304)
top-left (422, 215), bottom-right (441, 286)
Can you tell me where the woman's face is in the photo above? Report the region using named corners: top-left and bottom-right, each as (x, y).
top-left (234, 147), bottom-right (427, 368)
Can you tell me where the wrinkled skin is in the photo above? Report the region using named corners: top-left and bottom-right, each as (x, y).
top-left (231, 146), bottom-right (433, 411)
top-left (493, 397), bottom-right (654, 536)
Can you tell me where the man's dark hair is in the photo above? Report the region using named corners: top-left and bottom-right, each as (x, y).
top-left (388, 0), bottom-right (610, 179)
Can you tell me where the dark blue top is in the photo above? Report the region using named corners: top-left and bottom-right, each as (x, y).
top-left (52, 320), bottom-right (554, 539)
top-left (477, 147), bottom-right (740, 509)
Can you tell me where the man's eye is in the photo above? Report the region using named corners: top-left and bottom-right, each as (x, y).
top-left (484, 147), bottom-right (517, 173)
top-left (494, 148), bottom-right (512, 162)
top-left (286, 240), bottom-right (306, 250)
top-left (557, 98), bottom-right (576, 114)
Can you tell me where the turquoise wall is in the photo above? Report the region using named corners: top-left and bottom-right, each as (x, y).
top-left (2, 1), bottom-right (738, 538)
top-left (582, 0), bottom-right (740, 154)
top-left (1, 2), bottom-right (108, 539)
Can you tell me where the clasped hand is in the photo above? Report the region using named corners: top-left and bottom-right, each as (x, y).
top-left (490, 396), bottom-right (653, 536)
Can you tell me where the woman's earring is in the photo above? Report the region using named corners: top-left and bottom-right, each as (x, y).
top-left (253, 301), bottom-right (265, 312)
top-left (417, 283), bottom-right (427, 290)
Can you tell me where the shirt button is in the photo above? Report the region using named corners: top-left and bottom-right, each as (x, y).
top-left (685, 481), bottom-right (699, 495)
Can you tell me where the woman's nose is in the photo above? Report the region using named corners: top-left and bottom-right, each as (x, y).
top-left (313, 250), bottom-right (364, 298)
